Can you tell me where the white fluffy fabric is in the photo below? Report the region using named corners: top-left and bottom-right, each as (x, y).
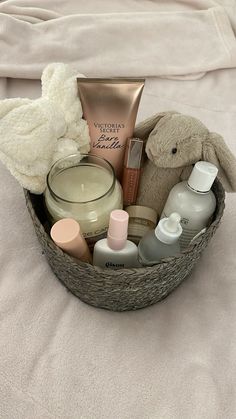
top-left (0, 63), bottom-right (90, 193)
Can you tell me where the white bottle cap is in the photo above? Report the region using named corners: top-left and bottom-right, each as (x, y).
top-left (188, 161), bottom-right (218, 193)
top-left (155, 213), bottom-right (182, 244)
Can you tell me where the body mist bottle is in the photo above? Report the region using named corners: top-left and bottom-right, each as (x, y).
top-left (93, 210), bottom-right (139, 269)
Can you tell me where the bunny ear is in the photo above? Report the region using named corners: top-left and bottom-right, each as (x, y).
top-left (203, 132), bottom-right (236, 191)
top-left (134, 111), bottom-right (179, 141)
top-left (41, 63), bottom-right (90, 150)
top-left (41, 63), bottom-right (78, 106)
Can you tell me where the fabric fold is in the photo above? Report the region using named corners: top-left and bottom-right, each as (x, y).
top-left (0, 6), bottom-right (235, 79)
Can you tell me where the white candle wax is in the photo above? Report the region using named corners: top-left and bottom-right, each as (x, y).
top-left (45, 164), bottom-right (122, 246)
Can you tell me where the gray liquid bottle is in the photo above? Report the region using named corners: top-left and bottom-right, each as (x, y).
top-left (138, 213), bottom-right (182, 266)
top-left (161, 161), bottom-right (218, 249)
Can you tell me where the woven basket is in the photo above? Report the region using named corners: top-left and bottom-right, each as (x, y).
top-left (24, 179), bottom-right (225, 311)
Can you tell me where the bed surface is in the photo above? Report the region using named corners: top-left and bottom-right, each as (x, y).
top-left (1, 1), bottom-right (236, 418)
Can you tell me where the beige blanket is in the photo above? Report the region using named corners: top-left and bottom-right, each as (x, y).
top-left (1, 1), bottom-right (236, 418)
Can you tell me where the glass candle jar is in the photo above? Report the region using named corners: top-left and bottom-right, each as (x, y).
top-left (44, 154), bottom-right (123, 248)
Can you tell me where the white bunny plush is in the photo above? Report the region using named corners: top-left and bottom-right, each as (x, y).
top-left (0, 63), bottom-right (90, 193)
top-left (134, 111), bottom-right (236, 216)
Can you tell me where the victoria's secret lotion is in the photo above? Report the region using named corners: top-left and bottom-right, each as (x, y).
top-left (77, 78), bottom-right (145, 179)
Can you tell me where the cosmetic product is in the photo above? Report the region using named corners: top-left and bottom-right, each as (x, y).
top-left (93, 210), bottom-right (140, 269)
top-left (126, 205), bottom-right (158, 245)
top-left (77, 78), bottom-right (145, 179)
top-left (138, 213), bottom-right (182, 266)
top-left (45, 154), bottom-right (123, 249)
top-left (122, 138), bottom-right (144, 206)
top-left (50, 218), bottom-right (92, 263)
top-left (161, 161), bottom-right (218, 249)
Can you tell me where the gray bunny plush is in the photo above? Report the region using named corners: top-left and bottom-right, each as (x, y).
top-left (134, 111), bottom-right (236, 216)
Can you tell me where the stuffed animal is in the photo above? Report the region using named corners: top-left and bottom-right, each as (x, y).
top-left (0, 63), bottom-right (90, 194)
top-left (134, 111), bottom-right (236, 216)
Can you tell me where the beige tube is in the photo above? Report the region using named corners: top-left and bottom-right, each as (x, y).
top-left (77, 78), bottom-right (145, 179)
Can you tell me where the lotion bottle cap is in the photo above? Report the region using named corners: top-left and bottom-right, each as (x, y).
top-left (50, 218), bottom-right (92, 262)
top-left (188, 161), bottom-right (218, 193)
top-left (155, 213), bottom-right (182, 244)
top-left (107, 210), bottom-right (129, 250)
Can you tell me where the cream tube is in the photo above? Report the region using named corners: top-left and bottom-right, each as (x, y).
top-left (77, 78), bottom-right (145, 179)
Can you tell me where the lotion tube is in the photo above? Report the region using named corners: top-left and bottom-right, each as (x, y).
top-left (77, 78), bottom-right (145, 179)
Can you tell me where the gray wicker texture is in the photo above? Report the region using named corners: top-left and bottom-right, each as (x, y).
top-left (24, 180), bottom-right (225, 311)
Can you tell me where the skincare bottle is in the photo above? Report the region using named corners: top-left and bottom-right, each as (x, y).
top-left (93, 210), bottom-right (139, 269)
top-left (138, 213), bottom-right (182, 266)
top-left (122, 138), bottom-right (144, 206)
top-left (50, 218), bottom-right (92, 264)
top-left (161, 161), bottom-right (218, 248)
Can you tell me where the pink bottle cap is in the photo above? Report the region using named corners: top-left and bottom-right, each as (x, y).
top-left (50, 218), bottom-right (87, 259)
top-left (107, 210), bottom-right (129, 250)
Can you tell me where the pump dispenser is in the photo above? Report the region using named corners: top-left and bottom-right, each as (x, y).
top-left (138, 213), bottom-right (182, 266)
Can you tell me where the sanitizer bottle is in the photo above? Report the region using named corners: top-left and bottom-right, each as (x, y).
top-left (138, 213), bottom-right (182, 266)
top-left (93, 210), bottom-right (139, 269)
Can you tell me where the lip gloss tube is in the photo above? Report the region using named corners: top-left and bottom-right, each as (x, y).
top-left (122, 138), bottom-right (144, 206)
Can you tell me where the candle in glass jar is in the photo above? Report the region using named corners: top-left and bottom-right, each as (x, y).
top-left (44, 154), bottom-right (123, 248)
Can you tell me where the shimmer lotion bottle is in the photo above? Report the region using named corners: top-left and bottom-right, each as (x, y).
top-left (138, 213), bottom-right (182, 266)
top-left (93, 210), bottom-right (139, 269)
top-left (161, 161), bottom-right (218, 249)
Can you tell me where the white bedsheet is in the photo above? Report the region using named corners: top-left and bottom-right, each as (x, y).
top-left (1, 1), bottom-right (236, 418)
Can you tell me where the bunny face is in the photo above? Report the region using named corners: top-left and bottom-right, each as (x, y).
top-left (145, 114), bottom-right (208, 168)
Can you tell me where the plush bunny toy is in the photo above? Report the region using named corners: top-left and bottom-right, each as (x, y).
top-left (134, 111), bottom-right (236, 216)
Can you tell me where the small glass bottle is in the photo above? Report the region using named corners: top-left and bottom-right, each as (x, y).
top-left (161, 161), bottom-right (218, 249)
top-left (138, 213), bottom-right (182, 266)
top-left (93, 210), bottom-right (140, 269)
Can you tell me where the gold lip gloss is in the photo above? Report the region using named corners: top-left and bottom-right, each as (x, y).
top-left (122, 138), bottom-right (144, 206)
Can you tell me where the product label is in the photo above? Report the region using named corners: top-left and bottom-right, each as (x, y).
top-left (84, 227), bottom-right (108, 251)
top-left (105, 261), bottom-right (125, 269)
top-left (129, 217), bottom-right (155, 228)
top-left (94, 122), bottom-right (125, 133)
top-left (92, 122), bottom-right (126, 150)
top-left (128, 217), bottom-right (155, 244)
top-left (179, 228), bottom-right (201, 249)
top-left (162, 212), bottom-right (204, 249)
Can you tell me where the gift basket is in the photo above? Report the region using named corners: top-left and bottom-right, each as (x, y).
top-left (24, 179), bottom-right (225, 311)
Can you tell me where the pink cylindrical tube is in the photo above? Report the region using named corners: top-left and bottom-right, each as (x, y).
top-left (50, 218), bottom-right (92, 264)
top-left (77, 78), bottom-right (145, 179)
